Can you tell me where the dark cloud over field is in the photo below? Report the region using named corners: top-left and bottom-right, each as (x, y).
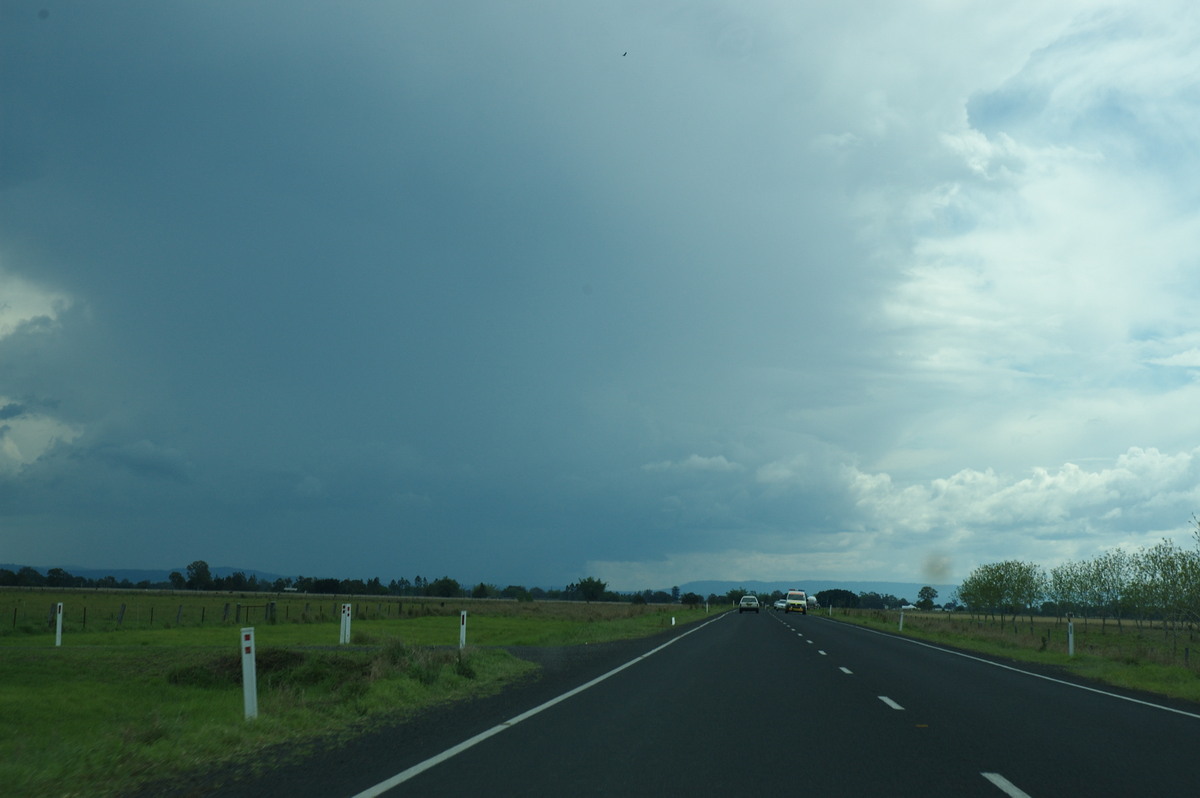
top-left (2, 2), bottom-right (1199, 589)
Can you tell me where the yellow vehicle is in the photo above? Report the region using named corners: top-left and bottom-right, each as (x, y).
top-left (785, 589), bottom-right (808, 614)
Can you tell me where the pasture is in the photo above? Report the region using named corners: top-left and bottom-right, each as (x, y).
top-left (1, 587), bottom-right (715, 798)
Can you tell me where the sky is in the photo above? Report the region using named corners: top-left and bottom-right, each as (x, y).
top-left (3, 1), bottom-right (1200, 592)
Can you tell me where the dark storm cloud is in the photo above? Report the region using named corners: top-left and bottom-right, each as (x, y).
top-left (3, 2), bottom-right (1200, 589)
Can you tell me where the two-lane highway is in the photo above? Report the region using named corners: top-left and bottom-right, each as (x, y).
top-left (773, 611), bottom-right (1200, 795)
top-left (332, 609), bottom-right (1200, 796)
top-left (201, 610), bottom-right (1200, 796)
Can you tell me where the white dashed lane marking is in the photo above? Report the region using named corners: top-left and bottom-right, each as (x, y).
top-left (982, 772), bottom-right (1033, 797)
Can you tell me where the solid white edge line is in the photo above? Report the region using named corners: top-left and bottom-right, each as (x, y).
top-left (815, 616), bottom-right (1200, 721)
top-left (349, 613), bottom-right (729, 798)
top-left (981, 771), bottom-right (1033, 797)
top-left (878, 696), bottom-right (904, 710)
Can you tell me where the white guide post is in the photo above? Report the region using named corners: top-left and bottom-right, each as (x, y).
top-left (899, 610), bottom-right (905, 632)
top-left (241, 627), bottom-right (258, 720)
top-left (340, 603), bottom-right (352, 644)
top-left (459, 610), bottom-right (467, 649)
top-left (1067, 613), bottom-right (1075, 657)
top-left (55, 603), bottom-right (63, 647)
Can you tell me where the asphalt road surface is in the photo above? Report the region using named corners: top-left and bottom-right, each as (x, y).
top-left (178, 610), bottom-right (1200, 797)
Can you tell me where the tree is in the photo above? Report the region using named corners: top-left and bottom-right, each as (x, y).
top-left (340, 578), bottom-right (367, 594)
top-left (16, 566), bottom-right (46, 587)
top-left (1048, 561), bottom-right (1086, 624)
top-left (46, 568), bottom-right (74, 588)
top-left (168, 571), bottom-right (186, 590)
top-left (1089, 549), bottom-right (1132, 631)
top-left (859, 592), bottom-right (900, 609)
top-left (725, 587), bottom-right (749, 604)
top-left (680, 592), bottom-right (703, 608)
top-left (186, 560), bottom-right (213, 591)
top-left (816, 589), bottom-right (858, 609)
top-left (858, 591), bottom-right (885, 609)
top-left (502, 585), bottom-right (533, 601)
top-left (575, 576), bottom-right (607, 602)
top-left (426, 576), bottom-right (460, 597)
top-left (917, 586), bottom-right (938, 611)
top-left (960, 560), bottom-right (1044, 627)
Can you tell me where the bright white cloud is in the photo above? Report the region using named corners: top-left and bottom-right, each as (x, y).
top-left (0, 266), bottom-right (70, 340)
top-left (642, 455), bottom-right (743, 474)
top-left (847, 446), bottom-right (1200, 562)
top-left (0, 267), bottom-right (80, 473)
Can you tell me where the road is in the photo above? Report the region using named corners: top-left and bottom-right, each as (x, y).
top-left (193, 610), bottom-right (1200, 797)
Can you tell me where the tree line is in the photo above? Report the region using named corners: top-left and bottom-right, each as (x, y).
top-left (956, 515), bottom-right (1200, 632)
top-left (0, 563), bottom-right (685, 605)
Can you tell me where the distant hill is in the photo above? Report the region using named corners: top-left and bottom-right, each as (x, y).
top-left (676, 579), bottom-right (960, 602)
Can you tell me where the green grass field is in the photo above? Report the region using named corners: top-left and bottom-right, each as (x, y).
top-left (14, 591), bottom-right (1200, 797)
top-left (1, 588), bottom-right (717, 798)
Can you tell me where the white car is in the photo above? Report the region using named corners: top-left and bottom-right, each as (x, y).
top-left (738, 595), bottom-right (760, 613)
top-left (773, 599), bottom-right (787, 611)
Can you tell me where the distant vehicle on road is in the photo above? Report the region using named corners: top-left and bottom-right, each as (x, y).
top-left (807, 596), bottom-right (819, 611)
top-left (785, 589), bottom-right (808, 614)
top-left (738, 595), bottom-right (760, 613)
top-left (773, 599), bottom-right (787, 611)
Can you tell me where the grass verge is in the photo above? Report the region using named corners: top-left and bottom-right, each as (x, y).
top-left (826, 608), bottom-right (1200, 703)
top-left (1, 600), bottom-right (718, 797)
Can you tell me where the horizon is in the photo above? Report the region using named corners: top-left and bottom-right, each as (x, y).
top-left (0, 562), bottom-right (960, 598)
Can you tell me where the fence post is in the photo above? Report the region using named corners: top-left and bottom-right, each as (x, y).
top-left (241, 628), bottom-right (258, 720)
top-left (460, 610), bottom-right (467, 649)
top-left (55, 603), bottom-right (63, 647)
